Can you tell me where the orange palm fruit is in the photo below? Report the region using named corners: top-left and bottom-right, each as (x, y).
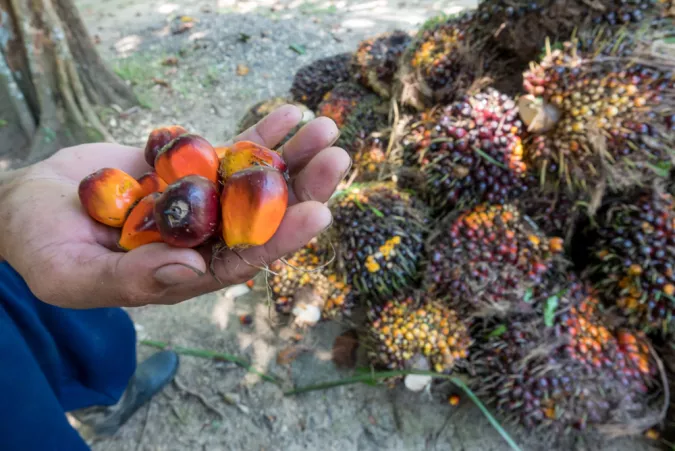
top-left (137, 172), bottom-right (168, 197)
top-left (155, 134), bottom-right (219, 185)
top-left (118, 193), bottom-right (163, 251)
top-left (218, 141), bottom-right (287, 182)
top-left (78, 168), bottom-right (144, 227)
top-left (220, 166), bottom-right (288, 248)
top-left (144, 125), bottom-right (188, 167)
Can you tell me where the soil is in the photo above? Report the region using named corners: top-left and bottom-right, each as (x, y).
top-left (22, 0), bottom-right (667, 449)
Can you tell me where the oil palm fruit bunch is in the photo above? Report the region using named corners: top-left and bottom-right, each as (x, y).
top-left (397, 12), bottom-right (485, 111)
top-left (290, 52), bottom-right (353, 110)
top-left (269, 239), bottom-right (356, 320)
top-left (470, 312), bottom-right (659, 435)
top-left (425, 203), bottom-right (567, 316)
top-left (334, 95), bottom-right (390, 154)
top-left (351, 134), bottom-right (389, 182)
top-left (520, 28), bottom-right (675, 197)
top-left (79, 127), bottom-right (289, 253)
top-left (588, 185), bottom-right (675, 334)
top-left (326, 182), bottom-right (428, 302)
top-left (351, 29), bottom-right (412, 98)
top-left (366, 295), bottom-right (471, 376)
top-left (471, 0), bottom-right (665, 69)
top-left (400, 88), bottom-right (531, 218)
top-left (316, 82), bottom-right (378, 129)
top-left (517, 184), bottom-right (586, 242)
top-left (236, 97), bottom-right (314, 146)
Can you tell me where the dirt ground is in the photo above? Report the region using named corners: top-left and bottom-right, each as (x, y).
top-left (50, 0), bottom-right (665, 449)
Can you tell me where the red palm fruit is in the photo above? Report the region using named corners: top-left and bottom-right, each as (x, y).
top-left (154, 175), bottom-right (220, 248)
top-left (144, 125), bottom-right (188, 167)
top-left (137, 172), bottom-right (168, 197)
top-left (118, 193), bottom-right (163, 251)
top-left (78, 168), bottom-right (144, 227)
top-left (220, 166), bottom-right (288, 249)
top-left (154, 134), bottom-right (219, 185)
top-left (218, 141), bottom-right (287, 182)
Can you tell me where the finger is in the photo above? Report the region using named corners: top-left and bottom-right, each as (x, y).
top-left (23, 242), bottom-right (208, 308)
top-left (279, 117), bottom-right (340, 176)
top-left (170, 201), bottom-right (333, 297)
top-left (290, 146), bottom-right (351, 204)
top-left (226, 104), bottom-right (303, 150)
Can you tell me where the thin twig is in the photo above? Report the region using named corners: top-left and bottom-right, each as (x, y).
top-left (135, 398), bottom-right (152, 451)
top-left (173, 377), bottom-right (225, 420)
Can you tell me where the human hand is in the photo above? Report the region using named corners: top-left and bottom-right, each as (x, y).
top-left (0, 105), bottom-right (351, 308)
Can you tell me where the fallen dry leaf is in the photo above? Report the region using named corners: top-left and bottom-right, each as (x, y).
top-left (171, 22), bottom-right (194, 34)
top-left (236, 64), bottom-right (250, 76)
top-left (332, 329), bottom-right (359, 369)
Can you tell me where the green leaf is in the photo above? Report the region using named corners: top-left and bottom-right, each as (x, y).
top-left (487, 324), bottom-right (507, 338)
top-left (354, 367), bottom-right (379, 386)
top-left (0, 119), bottom-right (7, 127)
top-left (353, 197), bottom-right (366, 212)
top-left (544, 295), bottom-right (559, 327)
top-left (644, 161), bottom-right (672, 178)
top-left (369, 205), bottom-right (385, 218)
top-left (238, 33), bottom-right (252, 43)
top-left (523, 288), bottom-right (534, 304)
top-left (289, 44), bottom-right (306, 55)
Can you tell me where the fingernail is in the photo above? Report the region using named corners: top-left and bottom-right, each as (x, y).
top-left (154, 264), bottom-right (204, 286)
top-left (321, 213), bottom-right (334, 233)
top-left (342, 158), bottom-right (353, 180)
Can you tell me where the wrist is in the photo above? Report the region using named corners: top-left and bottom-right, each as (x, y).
top-left (0, 168), bottom-right (26, 262)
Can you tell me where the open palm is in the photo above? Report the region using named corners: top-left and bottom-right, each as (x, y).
top-left (0, 105), bottom-right (350, 309)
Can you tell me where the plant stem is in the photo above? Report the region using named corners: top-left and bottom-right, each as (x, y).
top-left (139, 339), bottom-right (278, 384)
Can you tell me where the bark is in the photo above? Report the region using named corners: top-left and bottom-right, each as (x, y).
top-left (0, 0), bottom-right (137, 166)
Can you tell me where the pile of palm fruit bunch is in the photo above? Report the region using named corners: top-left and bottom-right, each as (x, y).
top-left (231, 0), bottom-right (674, 445)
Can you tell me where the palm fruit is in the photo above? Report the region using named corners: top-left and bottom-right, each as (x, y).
top-left (471, 312), bottom-right (658, 434)
top-left (236, 97), bottom-right (314, 146)
top-left (269, 239), bottom-right (356, 319)
top-left (327, 182), bottom-right (427, 302)
top-left (521, 29), bottom-right (675, 195)
top-left (588, 186), bottom-right (675, 333)
top-left (366, 295), bottom-right (471, 375)
top-left (290, 52), bottom-right (353, 110)
top-left (351, 30), bottom-right (412, 98)
top-left (425, 203), bottom-right (567, 316)
top-left (400, 88), bottom-right (531, 218)
top-left (315, 82), bottom-right (376, 129)
top-left (397, 12), bottom-right (484, 111)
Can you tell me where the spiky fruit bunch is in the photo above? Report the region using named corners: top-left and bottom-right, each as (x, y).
top-left (401, 88), bottom-right (531, 217)
top-left (472, 314), bottom-right (657, 433)
top-left (236, 97), bottom-right (313, 145)
top-left (472, 0), bottom-right (664, 66)
top-left (522, 32), bottom-right (675, 194)
top-left (335, 96), bottom-right (389, 155)
top-left (367, 296), bottom-right (471, 374)
top-left (327, 183), bottom-right (427, 301)
top-left (518, 186), bottom-right (583, 240)
top-left (316, 83), bottom-right (376, 129)
top-left (269, 240), bottom-right (355, 319)
top-left (351, 30), bottom-right (412, 98)
top-left (398, 13), bottom-right (481, 110)
top-left (589, 187), bottom-right (675, 332)
top-left (426, 203), bottom-right (566, 315)
top-left (290, 53), bottom-right (353, 110)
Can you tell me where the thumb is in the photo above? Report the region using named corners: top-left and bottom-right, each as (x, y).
top-left (104, 243), bottom-right (207, 306)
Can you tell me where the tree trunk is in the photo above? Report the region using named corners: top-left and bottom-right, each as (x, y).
top-left (0, 0), bottom-right (137, 167)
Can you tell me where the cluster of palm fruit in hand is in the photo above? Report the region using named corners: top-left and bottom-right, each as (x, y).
top-left (238, 0), bottom-right (673, 443)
